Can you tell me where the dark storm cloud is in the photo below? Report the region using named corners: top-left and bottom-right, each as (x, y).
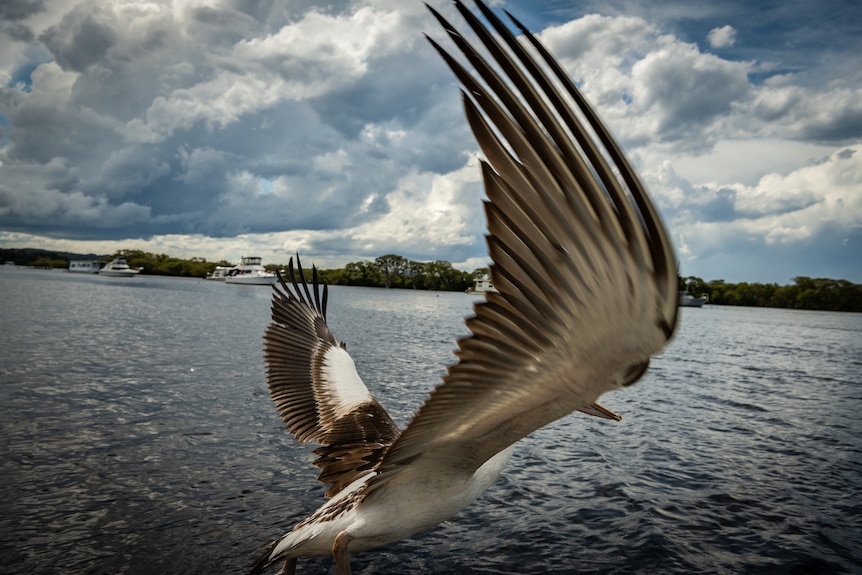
top-left (39, 6), bottom-right (118, 73)
top-left (632, 47), bottom-right (752, 142)
top-left (0, 0), bottom-right (860, 282)
top-left (0, 2), bottom-right (454, 243)
top-left (0, 0), bottom-right (44, 21)
top-left (1, 21), bottom-right (35, 43)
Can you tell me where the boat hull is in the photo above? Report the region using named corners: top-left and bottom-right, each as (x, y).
top-left (225, 274), bottom-right (276, 285)
top-left (679, 294), bottom-right (708, 307)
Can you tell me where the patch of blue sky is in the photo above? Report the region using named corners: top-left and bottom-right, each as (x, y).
top-left (8, 62), bottom-right (40, 92)
top-left (259, 178), bottom-right (275, 196)
top-left (506, 0), bottom-right (861, 88)
top-left (0, 114), bottom-right (9, 146)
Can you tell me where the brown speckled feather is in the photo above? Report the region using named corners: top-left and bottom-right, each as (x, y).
top-left (264, 258), bottom-right (400, 497)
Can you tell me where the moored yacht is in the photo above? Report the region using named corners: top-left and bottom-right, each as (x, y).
top-left (224, 256), bottom-right (277, 285)
top-left (679, 292), bottom-right (708, 307)
top-left (206, 266), bottom-right (230, 281)
top-left (98, 258), bottom-right (140, 277)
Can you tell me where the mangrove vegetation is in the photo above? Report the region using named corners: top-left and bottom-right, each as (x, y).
top-left (2, 248), bottom-right (859, 312)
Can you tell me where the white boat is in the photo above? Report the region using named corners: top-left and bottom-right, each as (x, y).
top-left (224, 256), bottom-right (277, 285)
top-left (469, 275), bottom-right (498, 294)
top-left (68, 260), bottom-right (103, 274)
top-left (679, 292), bottom-right (708, 307)
top-left (206, 266), bottom-right (230, 281)
top-left (98, 258), bottom-right (140, 277)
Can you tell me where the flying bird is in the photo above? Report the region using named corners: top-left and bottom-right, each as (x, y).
top-left (251, 1), bottom-right (678, 573)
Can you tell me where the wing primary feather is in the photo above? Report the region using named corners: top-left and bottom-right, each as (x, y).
top-left (465, 0), bottom-right (639, 318)
top-left (427, 34), bottom-right (591, 249)
top-left (454, 0), bottom-right (645, 314)
top-left (430, 21), bottom-right (604, 245)
top-left (322, 283), bottom-right (329, 323)
top-left (312, 265), bottom-right (324, 318)
top-left (295, 255), bottom-right (316, 311)
top-left (480, 163), bottom-right (600, 307)
top-left (460, 92), bottom-right (586, 264)
top-left (469, 0), bottom-right (632, 241)
top-left (452, 1), bottom-right (613, 224)
top-left (466, 96), bottom-right (610, 320)
top-left (428, 16), bottom-right (625, 313)
top-left (446, 0), bottom-right (632, 280)
top-left (502, 6), bottom-right (678, 326)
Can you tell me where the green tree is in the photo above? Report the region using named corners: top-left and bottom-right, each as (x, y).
top-left (684, 276), bottom-right (710, 298)
top-left (343, 261), bottom-right (381, 287)
top-left (375, 254), bottom-right (409, 288)
top-left (31, 257), bottom-right (68, 269)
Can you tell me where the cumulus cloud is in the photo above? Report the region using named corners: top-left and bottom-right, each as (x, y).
top-left (656, 145), bottom-right (862, 280)
top-left (0, 0), bottom-right (860, 282)
top-left (707, 25), bottom-right (736, 48)
top-left (747, 82), bottom-right (862, 142)
top-left (540, 15), bottom-right (752, 149)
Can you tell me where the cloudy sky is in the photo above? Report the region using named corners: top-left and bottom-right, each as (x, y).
top-left (1, 0), bottom-right (860, 283)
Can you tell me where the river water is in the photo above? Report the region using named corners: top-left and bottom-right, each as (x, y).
top-left (1, 266), bottom-right (860, 574)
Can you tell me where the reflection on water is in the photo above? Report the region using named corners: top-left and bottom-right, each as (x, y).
top-left (1, 267), bottom-right (860, 574)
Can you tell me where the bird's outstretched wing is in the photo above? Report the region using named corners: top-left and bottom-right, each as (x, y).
top-left (264, 258), bottom-right (400, 497)
top-left (374, 0), bottom-right (678, 477)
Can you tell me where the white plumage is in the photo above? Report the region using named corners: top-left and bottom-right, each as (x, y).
top-left (251, 1), bottom-right (678, 573)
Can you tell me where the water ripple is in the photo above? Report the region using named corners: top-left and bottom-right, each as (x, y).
top-left (1, 270), bottom-right (860, 573)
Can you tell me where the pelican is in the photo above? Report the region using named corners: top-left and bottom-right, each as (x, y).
top-left (251, 1), bottom-right (678, 573)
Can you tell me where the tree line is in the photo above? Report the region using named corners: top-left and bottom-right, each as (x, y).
top-left (680, 275), bottom-right (861, 313)
top-left (1, 248), bottom-right (229, 278)
top-left (3, 248), bottom-right (859, 311)
top-left (0, 248), bottom-right (482, 291)
top-left (316, 254), bottom-right (482, 292)
top-left (120, 250), bottom-right (232, 278)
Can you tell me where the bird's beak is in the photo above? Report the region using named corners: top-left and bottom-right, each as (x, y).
top-left (578, 402), bottom-right (622, 421)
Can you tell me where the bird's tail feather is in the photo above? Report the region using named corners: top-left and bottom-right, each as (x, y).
top-left (249, 537), bottom-right (280, 575)
top-left (249, 532), bottom-right (313, 575)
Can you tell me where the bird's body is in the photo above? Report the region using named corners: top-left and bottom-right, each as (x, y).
top-left (251, 1), bottom-right (678, 573)
top-left (263, 445), bottom-right (514, 562)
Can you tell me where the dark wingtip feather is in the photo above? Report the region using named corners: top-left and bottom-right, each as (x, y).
top-left (279, 254), bottom-right (327, 319)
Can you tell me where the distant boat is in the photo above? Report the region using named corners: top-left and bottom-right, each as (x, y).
top-left (469, 275), bottom-right (498, 294)
top-left (206, 266), bottom-right (230, 281)
top-left (224, 256), bottom-right (277, 285)
top-left (99, 258), bottom-right (140, 277)
top-left (68, 260), bottom-right (104, 274)
top-left (679, 292), bottom-right (708, 307)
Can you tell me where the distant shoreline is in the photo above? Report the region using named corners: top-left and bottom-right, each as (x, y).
top-left (2, 247), bottom-right (860, 312)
